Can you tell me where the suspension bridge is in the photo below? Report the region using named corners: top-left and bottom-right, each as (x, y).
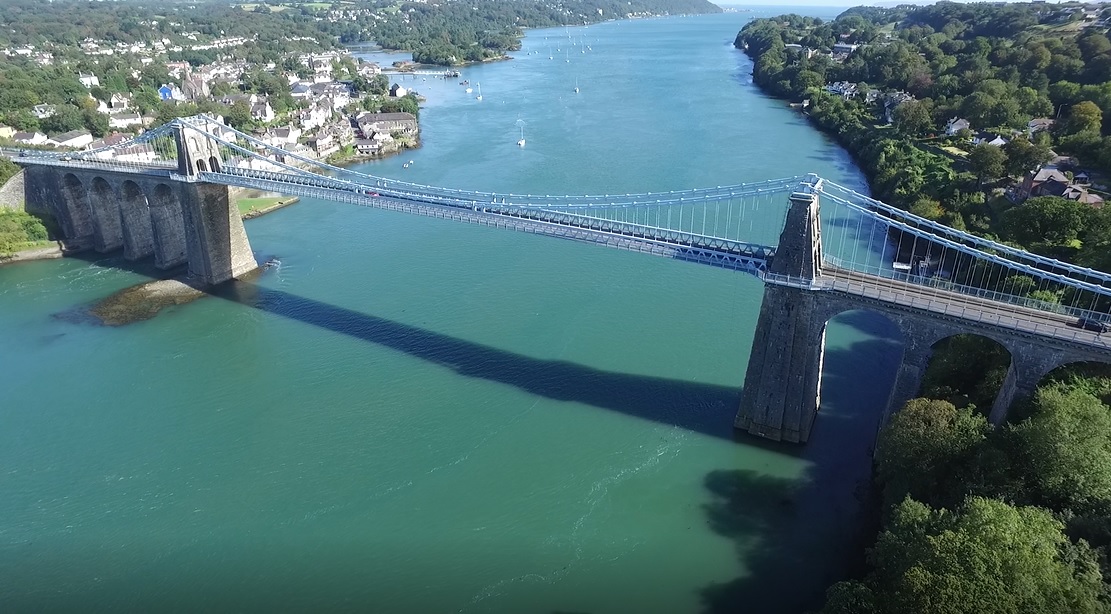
top-left (10, 115), bottom-right (1111, 442)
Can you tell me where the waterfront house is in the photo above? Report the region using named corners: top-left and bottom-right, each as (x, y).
top-left (823, 81), bottom-right (858, 99)
top-left (306, 132), bottom-right (340, 157)
top-left (355, 112), bottom-right (417, 138)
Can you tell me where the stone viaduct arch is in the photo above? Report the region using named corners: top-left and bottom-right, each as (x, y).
top-left (88, 176), bottom-right (123, 253)
top-left (18, 162), bottom-right (255, 285)
top-left (736, 190), bottom-right (1111, 443)
top-left (119, 180), bottom-right (154, 261)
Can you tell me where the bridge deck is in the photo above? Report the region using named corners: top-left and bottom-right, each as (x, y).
top-left (818, 266), bottom-right (1108, 350)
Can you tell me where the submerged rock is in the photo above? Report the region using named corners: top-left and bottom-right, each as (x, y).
top-left (90, 278), bottom-right (208, 326)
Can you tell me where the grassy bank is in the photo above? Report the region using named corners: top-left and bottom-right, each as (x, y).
top-left (237, 196), bottom-right (300, 219)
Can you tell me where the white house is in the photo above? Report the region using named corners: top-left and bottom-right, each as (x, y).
top-left (297, 104), bottom-right (331, 131)
top-left (109, 112), bottom-right (144, 130)
top-left (945, 117), bottom-right (972, 136)
top-left (973, 132), bottom-right (1009, 147)
top-left (49, 129), bottom-right (94, 149)
top-left (12, 131), bottom-right (48, 145)
top-left (262, 125), bottom-right (301, 147)
top-left (109, 92), bottom-right (131, 110)
top-left (251, 101), bottom-right (275, 123)
top-left (78, 73), bottom-right (100, 88)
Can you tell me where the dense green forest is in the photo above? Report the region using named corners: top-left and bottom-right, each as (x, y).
top-left (733, 4), bottom-right (1111, 610)
top-left (819, 367), bottom-right (1111, 613)
top-left (322, 0), bottom-right (721, 65)
top-left (736, 2), bottom-right (1111, 274)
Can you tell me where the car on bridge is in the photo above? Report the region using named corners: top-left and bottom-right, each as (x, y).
top-left (1072, 317), bottom-right (1110, 333)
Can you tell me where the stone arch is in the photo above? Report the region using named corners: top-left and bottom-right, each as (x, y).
top-left (920, 333), bottom-right (1013, 417)
top-left (87, 176), bottom-right (123, 253)
top-left (196, 159), bottom-right (208, 173)
top-left (1022, 361), bottom-right (1111, 418)
top-left (816, 308), bottom-right (907, 443)
top-left (209, 156), bottom-right (220, 173)
top-left (149, 183), bottom-right (187, 269)
top-left (60, 173), bottom-right (94, 243)
top-left (119, 180), bottom-right (154, 260)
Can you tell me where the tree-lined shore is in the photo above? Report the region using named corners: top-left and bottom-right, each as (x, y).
top-left (736, 4), bottom-right (1111, 611)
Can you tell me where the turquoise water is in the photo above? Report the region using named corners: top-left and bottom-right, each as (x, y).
top-left (0, 12), bottom-right (902, 614)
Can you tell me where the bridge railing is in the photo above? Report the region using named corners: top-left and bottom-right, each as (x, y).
top-left (817, 267), bottom-right (1110, 349)
top-left (820, 181), bottom-right (1111, 291)
top-left (821, 254), bottom-right (1110, 322)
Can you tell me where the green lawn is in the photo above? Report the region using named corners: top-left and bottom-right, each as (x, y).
top-left (237, 197), bottom-right (286, 216)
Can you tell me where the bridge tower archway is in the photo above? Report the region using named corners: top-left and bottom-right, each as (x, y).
top-left (209, 156), bottom-right (220, 173)
top-left (60, 173), bottom-right (95, 244)
top-left (87, 177), bottom-right (123, 253)
top-left (196, 159), bottom-right (208, 173)
top-left (815, 309), bottom-right (905, 443)
top-left (149, 183), bottom-right (187, 269)
top-left (119, 180), bottom-right (154, 260)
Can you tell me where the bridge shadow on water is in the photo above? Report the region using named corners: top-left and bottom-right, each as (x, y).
top-left (68, 253), bottom-right (898, 613)
top-left (202, 279), bottom-right (898, 614)
top-left (209, 277), bottom-right (750, 442)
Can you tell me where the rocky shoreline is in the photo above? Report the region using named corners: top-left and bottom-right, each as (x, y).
top-left (0, 241), bottom-right (63, 264)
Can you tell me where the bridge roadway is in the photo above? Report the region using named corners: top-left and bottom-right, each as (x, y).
top-left (797, 265), bottom-right (1110, 350)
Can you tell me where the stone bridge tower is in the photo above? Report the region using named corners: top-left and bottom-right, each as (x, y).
top-left (735, 179), bottom-right (1111, 444)
top-left (15, 120), bottom-right (255, 285)
top-left (735, 181), bottom-right (826, 443)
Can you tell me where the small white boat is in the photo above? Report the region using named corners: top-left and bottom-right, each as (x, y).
top-left (517, 138), bottom-right (526, 147)
top-left (465, 87), bottom-right (472, 93)
top-left (476, 82), bottom-right (483, 101)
